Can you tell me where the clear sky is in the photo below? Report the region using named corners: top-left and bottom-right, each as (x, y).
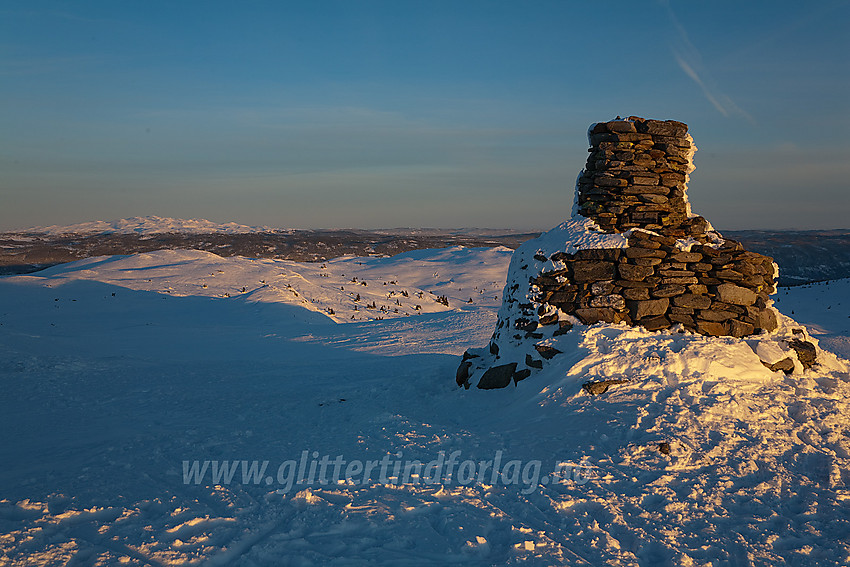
top-left (2, 1), bottom-right (848, 231)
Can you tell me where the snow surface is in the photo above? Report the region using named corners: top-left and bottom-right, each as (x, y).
top-left (21, 247), bottom-right (512, 324)
top-left (1, 250), bottom-right (849, 566)
top-left (773, 279), bottom-right (850, 360)
top-left (24, 216), bottom-right (288, 236)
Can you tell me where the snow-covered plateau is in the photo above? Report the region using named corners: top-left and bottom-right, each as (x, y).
top-left (24, 216), bottom-right (289, 236)
top-left (1, 247), bottom-right (849, 566)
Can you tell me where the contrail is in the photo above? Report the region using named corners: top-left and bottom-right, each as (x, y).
top-left (663, 1), bottom-right (755, 124)
top-left (672, 53), bottom-right (728, 117)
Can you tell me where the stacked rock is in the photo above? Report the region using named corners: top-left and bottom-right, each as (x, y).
top-left (526, 117), bottom-right (779, 337)
top-left (531, 230), bottom-right (778, 336)
top-left (456, 117), bottom-right (812, 390)
top-left (505, 117), bottom-right (780, 340)
top-left (577, 117), bottom-right (708, 237)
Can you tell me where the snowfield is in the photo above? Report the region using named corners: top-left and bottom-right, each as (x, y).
top-left (772, 279), bottom-right (850, 361)
top-left (1, 248), bottom-right (849, 566)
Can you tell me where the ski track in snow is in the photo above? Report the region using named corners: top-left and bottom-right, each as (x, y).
top-left (1, 249), bottom-right (849, 566)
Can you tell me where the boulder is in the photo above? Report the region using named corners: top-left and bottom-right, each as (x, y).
top-left (651, 284), bottom-right (686, 298)
top-left (714, 269), bottom-right (745, 282)
top-left (624, 247), bottom-right (667, 258)
top-left (513, 369), bottom-right (532, 384)
top-left (607, 120), bottom-right (637, 133)
top-left (627, 298), bottom-right (669, 319)
top-left (669, 312), bottom-right (695, 326)
top-left (637, 315), bottom-right (671, 331)
top-left (698, 309), bottom-right (737, 322)
top-left (729, 320), bottom-right (755, 338)
top-left (660, 276), bottom-right (699, 285)
top-left (538, 313), bottom-right (559, 326)
top-left (618, 263), bottom-right (655, 281)
top-left (670, 251), bottom-right (704, 263)
top-left (622, 287), bottom-right (651, 300)
top-left (534, 344), bottom-right (563, 360)
top-left (715, 283), bottom-right (757, 306)
top-left (590, 280), bottom-right (616, 295)
top-left (594, 175), bottom-right (628, 187)
top-left (573, 261), bottom-right (616, 282)
top-left (697, 320), bottom-right (727, 336)
top-left (757, 308), bottom-right (778, 332)
top-left (477, 363), bottom-right (518, 390)
top-left (673, 294), bottom-right (712, 309)
top-left (456, 360), bottom-right (473, 388)
top-left (633, 257), bottom-right (663, 266)
top-left (553, 320), bottom-right (573, 336)
top-left (761, 357), bottom-right (795, 375)
top-left (525, 354), bottom-right (543, 369)
top-left (641, 119), bottom-right (688, 137)
top-left (575, 307), bottom-right (617, 324)
top-left (787, 339), bottom-right (817, 369)
top-left (589, 294), bottom-right (626, 310)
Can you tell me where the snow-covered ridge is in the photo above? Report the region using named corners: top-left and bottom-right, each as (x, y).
top-left (18, 246), bottom-right (513, 324)
top-left (24, 216), bottom-right (290, 236)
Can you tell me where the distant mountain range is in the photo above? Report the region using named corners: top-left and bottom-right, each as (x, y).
top-left (722, 229), bottom-right (850, 286)
top-left (2, 218), bottom-right (848, 285)
top-left (24, 215), bottom-right (289, 236)
top-left (0, 218), bottom-right (537, 277)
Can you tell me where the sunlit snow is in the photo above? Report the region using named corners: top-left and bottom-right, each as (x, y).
top-left (1, 248), bottom-right (848, 565)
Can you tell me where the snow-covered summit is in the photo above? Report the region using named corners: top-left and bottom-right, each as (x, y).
top-left (1, 247), bottom-right (849, 564)
top-left (24, 216), bottom-right (288, 236)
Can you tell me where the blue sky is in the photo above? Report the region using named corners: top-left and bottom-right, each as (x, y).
top-left (2, 1), bottom-right (848, 231)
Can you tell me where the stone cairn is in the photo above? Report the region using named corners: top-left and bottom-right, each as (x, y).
top-left (562, 117), bottom-right (777, 335)
top-left (457, 117), bottom-right (782, 389)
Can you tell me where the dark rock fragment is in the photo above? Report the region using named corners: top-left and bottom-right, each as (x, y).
top-left (456, 360), bottom-right (472, 388)
top-left (513, 369), bottom-right (532, 384)
top-left (525, 354), bottom-right (543, 369)
top-left (477, 363), bottom-right (518, 389)
top-left (534, 344), bottom-right (562, 360)
top-left (761, 357), bottom-right (795, 375)
top-left (582, 379), bottom-right (630, 395)
top-left (787, 339), bottom-right (817, 369)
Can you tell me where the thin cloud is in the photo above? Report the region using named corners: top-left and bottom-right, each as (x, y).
top-left (663, 1), bottom-right (755, 124)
